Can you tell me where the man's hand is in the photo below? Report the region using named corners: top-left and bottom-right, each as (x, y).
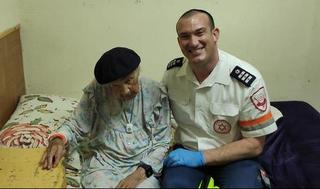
top-left (41, 138), bottom-right (66, 170)
top-left (116, 167), bottom-right (146, 188)
top-left (164, 148), bottom-right (205, 168)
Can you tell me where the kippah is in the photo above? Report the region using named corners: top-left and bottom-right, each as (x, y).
top-left (94, 47), bottom-right (140, 84)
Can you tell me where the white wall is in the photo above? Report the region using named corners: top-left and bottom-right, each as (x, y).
top-left (0, 0), bottom-right (20, 32)
top-left (16, 0), bottom-right (320, 111)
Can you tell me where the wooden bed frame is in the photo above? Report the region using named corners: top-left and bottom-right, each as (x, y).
top-left (0, 25), bottom-right (25, 129)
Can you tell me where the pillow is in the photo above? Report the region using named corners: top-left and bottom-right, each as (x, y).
top-left (1, 94), bottom-right (78, 148)
top-left (0, 147), bottom-right (65, 188)
top-left (3, 94), bottom-right (78, 132)
top-left (0, 123), bottom-right (49, 148)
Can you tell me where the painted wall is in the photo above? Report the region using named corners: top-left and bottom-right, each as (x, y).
top-left (0, 0), bottom-right (20, 32)
top-left (14, 0), bottom-right (320, 110)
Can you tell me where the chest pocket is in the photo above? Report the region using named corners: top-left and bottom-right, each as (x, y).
top-left (210, 102), bottom-right (240, 125)
top-left (210, 103), bottom-right (239, 116)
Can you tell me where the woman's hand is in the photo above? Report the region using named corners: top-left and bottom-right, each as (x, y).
top-left (41, 138), bottom-right (66, 170)
top-left (116, 167), bottom-right (147, 188)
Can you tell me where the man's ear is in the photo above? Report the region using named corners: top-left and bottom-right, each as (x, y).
top-left (212, 27), bottom-right (220, 42)
top-left (177, 36), bottom-right (181, 45)
top-left (177, 36), bottom-right (183, 50)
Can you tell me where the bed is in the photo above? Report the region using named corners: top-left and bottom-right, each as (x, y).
top-left (0, 25), bottom-right (81, 188)
top-left (1, 25), bottom-right (320, 188)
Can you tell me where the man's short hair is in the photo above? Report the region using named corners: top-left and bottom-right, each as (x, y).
top-left (178, 9), bottom-right (215, 29)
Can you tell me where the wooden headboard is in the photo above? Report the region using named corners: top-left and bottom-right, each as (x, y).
top-left (0, 25), bottom-right (25, 128)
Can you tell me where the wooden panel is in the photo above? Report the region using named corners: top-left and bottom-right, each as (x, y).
top-left (0, 25), bottom-right (25, 128)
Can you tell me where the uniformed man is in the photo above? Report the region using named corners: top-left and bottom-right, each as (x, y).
top-left (161, 9), bottom-right (277, 188)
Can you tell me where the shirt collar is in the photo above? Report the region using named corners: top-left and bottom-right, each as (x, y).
top-left (176, 50), bottom-right (231, 87)
top-left (204, 50), bottom-right (231, 86)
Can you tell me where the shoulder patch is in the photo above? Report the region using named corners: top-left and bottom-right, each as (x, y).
top-left (166, 57), bottom-right (184, 70)
top-left (230, 66), bottom-right (256, 87)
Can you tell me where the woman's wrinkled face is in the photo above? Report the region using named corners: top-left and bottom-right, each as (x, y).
top-left (106, 68), bottom-right (140, 101)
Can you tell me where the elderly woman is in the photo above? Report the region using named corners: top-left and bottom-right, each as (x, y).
top-left (41, 47), bottom-right (172, 188)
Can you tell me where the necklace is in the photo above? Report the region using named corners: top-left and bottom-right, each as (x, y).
top-left (122, 100), bottom-right (134, 133)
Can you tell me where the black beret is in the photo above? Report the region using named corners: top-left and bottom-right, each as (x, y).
top-left (94, 47), bottom-right (140, 84)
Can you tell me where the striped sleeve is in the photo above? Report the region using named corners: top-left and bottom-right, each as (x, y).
top-left (239, 111), bottom-right (277, 137)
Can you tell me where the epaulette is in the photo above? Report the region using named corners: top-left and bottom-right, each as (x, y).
top-left (166, 57), bottom-right (184, 70)
top-left (230, 66), bottom-right (256, 87)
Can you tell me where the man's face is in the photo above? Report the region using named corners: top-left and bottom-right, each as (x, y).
top-left (107, 69), bottom-right (140, 101)
top-left (176, 13), bottom-right (219, 66)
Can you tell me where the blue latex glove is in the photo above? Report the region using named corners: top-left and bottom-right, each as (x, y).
top-left (164, 148), bottom-right (205, 168)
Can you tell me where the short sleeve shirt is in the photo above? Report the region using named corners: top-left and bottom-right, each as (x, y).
top-left (162, 50), bottom-right (277, 151)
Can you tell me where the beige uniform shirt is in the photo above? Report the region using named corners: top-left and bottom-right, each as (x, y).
top-left (162, 50), bottom-right (277, 151)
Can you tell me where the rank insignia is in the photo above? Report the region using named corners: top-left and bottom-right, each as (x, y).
top-left (167, 57), bottom-right (184, 70)
top-left (230, 66), bottom-right (256, 87)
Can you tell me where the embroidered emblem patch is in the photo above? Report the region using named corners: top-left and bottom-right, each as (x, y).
top-left (250, 87), bottom-right (267, 111)
top-left (166, 57), bottom-right (184, 70)
top-left (230, 66), bottom-right (256, 87)
top-left (213, 120), bottom-right (231, 134)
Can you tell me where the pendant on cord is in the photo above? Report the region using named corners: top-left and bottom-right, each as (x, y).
top-left (126, 123), bottom-right (133, 133)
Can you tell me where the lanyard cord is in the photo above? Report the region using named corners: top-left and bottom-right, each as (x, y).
top-left (122, 100), bottom-right (134, 124)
